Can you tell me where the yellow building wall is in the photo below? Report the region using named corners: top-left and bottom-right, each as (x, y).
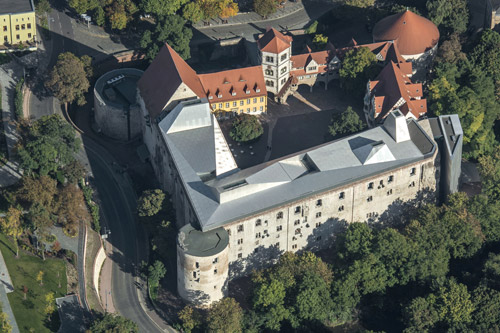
top-left (0, 11), bottom-right (36, 47)
top-left (211, 95), bottom-right (268, 115)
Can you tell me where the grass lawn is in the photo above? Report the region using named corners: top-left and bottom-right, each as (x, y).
top-left (0, 233), bottom-right (67, 332)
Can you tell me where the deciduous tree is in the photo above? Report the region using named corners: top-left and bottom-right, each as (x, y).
top-left (45, 52), bottom-right (90, 105)
top-left (178, 306), bottom-right (202, 333)
top-left (137, 189), bottom-right (165, 217)
top-left (90, 313), bottom-right (139, 332)
top-left (0, 207), bottom-right (23, 258)
top-left (253, 0), bottom-right (277, 18)
top-left (37, 271), bottom-right (44, 286)
top-left (339, 47), bottom-right (379, 96)
top-left (328, 106), bottom-right (365, 137)
top-left (207, 298), bottom-right (243, 333)
top-left (44, 292), bottom-right (55, 321)
top-left (229, 114), bottom-right (263, 142)
top-left (343, 0), bottom-right (374, 8)
top-left (105, 0), bottom-right (137, 30)
top-left (140, 0), bottom-right (188, 17)
top-left (182, 2), bottom-right (203, 23)
top-left (426, 0), bottom-right (469, 35)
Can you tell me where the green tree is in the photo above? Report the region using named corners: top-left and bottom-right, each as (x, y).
top-left (45, 52), bottom-right (90, 105)
top-left (94, 6), bottom-right (106, 26)
top-left (294, 271), bottom-right (333, 323)
top-left (426, 0), bottom-right (469, 35)
top-left (148, 260), bottom-right (166, 299)
top-left (0, 207), bottom-right (23, 258)
top-left (0, 306), bottom-right (12, 333)
top-left (37, 271), bottom-right (44, 285)
top-left (140, 0), bottom-right (188, 17)
top-left (69, 0), bottom-right (93, 14)
top-left (312, 34), bottom-right (328, 51)
top-left (90, 313), bottom-right (139, 332)
top-left (207, 298), bottom-right (243, 333)
top-left (178, 306), bottom-right (202, 333)
top-left (339, 47), bottom-right (379, 96)
top-left (35, 0), bottom-right (51, 15)
top-left (44, 292), bottom-right (55, 321)
top-left (16, 175), bottom-right (57, 210)
top-left (344, 0), bottom-right (374, 8)
top-left (229, 114), bottom-right (263, 142)
top-left (471, 30), bottom-right (500, 84)
top-left (137, 189), bottom-right (165, 217)
top-left (328, 106), bottom-right (365, 137)
top-left (435, 33), bottom-right (466, 64)
top-left (200, 0), bottom-right (222, 21)
top-left (62, 160), bottom-right (86, 184)
top-left (140, 15), bottom-right (193, 61)
top-left (55, 184), bottom-right (91, 236)
top-left (483, 252), bottom-right (500, 288)
top-left (182, 2), bottom-right (203, 23)
top-left (470, 286), bottom-right (500, 331)
top-left (18, 115), bottom-right (81, 176)
top-left (105, 0), bottom-right (137, 30)
top-left (253, 0), bottom-right (277, 18)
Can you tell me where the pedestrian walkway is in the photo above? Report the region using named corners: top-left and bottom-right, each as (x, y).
top-left (193, 1), bottom-right (304, 29)
top-left (0, 250), bottom-right (20, 333)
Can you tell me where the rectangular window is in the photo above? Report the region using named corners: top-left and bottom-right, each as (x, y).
top-left (260, 97), bottom-right (264, 102)
top-left (409, 181), bottom-right (416, 188)
top-left (219, 103), bottom-right (222, 108)
top-left (316, 212), bottom-right (321, 218)
top-left (233, 101), bottom-right (237, 107)
top-left (339, 192), bottom-right (345, 199)
top-left (253, 98), bottom-right (257, 103)
top-left (339, 205), bottom-right (344, 212)
top-left (225, 102), bottom-right (229, 108)
top-left (240, 100), bottom-right (244, 106)
top-left (16, 34), bottom-right (19, 40)
top-left (260, 106), bottom-right (263, 111)
top-left (214, 269), bottom-right (218, 274)
top-left (255, 232), bottom-right (261, 239)
top-left (410, 167), bottom-right (416, 175)
top-left (237, 238), bottom-right (243, 245)
top-left (316, 222), bottom-right (322, 227)
top-left (367, 196), bottom-right (373, 202)
top-left (294, 220), bottom-right (300, 226)
top-left (213, 257), bottom-right (218, 264)
top-left (277, 212), bottom-right (283, 219)
top-left (21, 24), bottom-right (25, 30)
top-left (27, 23), bottom-right (31, 29)
top-left (3, 36), bottom-right (7, 42)
top-left (255, 219), bottom-right (261, 227)
top-left (292, 244), bottom-right (298, 249)
top-left (27, 33), bottom-right (31, 38)
top-left (276, 225), bottom-right (282, 232)
top-left (388, 175), bottom-right (394, 183)
top-left (195, 262), bottom-right (199, 268)
top-left (387, 189), bottom-right (393, 195)
top-left (380, 180), bottom-right (384, 186)
top-left (212, 104), bottom-right (216, 109)
top-left (295, 206), bottom-right (301, 214)
top-left (15, 25), bottom-right (19, 30)
top-left (238, 253), bottom-right (242, 258)
top-left (237, 225), bottom-right (244, 232)
top-left (2, 26), bottom-right (6, 32)
top-left (368, 182), bottom-right (374, 190)
top-left (316, 199), bottom-right (322, 207)
top-left (281, 53), bottom-right (287, 61)
top-left (247, 99), bottom-right (250, 104)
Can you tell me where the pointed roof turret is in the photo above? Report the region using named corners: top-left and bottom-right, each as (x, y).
top-left (258, 28), bottom-right (293, 54)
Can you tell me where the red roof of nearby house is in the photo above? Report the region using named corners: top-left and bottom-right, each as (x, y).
top-left (258, 28), bottom-right (293, 54)
top-left (198, 66), bottom-right (266, 104)
top-left (137, 44), bottom-right (205, 119)
top-left (373, 10), bottom-right (439, 56)
top-left (369, 61), bottom-right (426, 121)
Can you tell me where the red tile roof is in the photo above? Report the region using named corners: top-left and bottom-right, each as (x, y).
top-left (258, 28), bottom-right (293, 54)
top-left (373, 10), bottom-right (439, 56)
top-left (369, 61), bottom-right (426, 121)
top-left (137, 44), bottom-right (205, 119)
top-left (198, 66), bottom-right (266, 104)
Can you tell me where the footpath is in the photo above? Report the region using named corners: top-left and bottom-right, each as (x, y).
top-left (0, 250), bottom-right (20, 333)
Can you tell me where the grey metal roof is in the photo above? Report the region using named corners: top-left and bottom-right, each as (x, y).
top-left (0, 0), bottom-right (34, 15)
top-left (159, 104), bottom-right (439, 232)
top-left (178, 224), bottom-right (229, 257)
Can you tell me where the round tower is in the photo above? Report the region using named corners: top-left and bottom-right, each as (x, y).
top-left (177, 224), bottom-right (229, 307)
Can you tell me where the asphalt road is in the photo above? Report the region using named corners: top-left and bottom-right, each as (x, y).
top-left (84, 140), bottom-right (166, 333)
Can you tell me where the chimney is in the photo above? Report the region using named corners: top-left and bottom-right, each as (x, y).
top-left (384, 110), bottom-right (410, 143)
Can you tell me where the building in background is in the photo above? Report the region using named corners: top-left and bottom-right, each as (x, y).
top-left (0, 0), bottom-right (36, 52)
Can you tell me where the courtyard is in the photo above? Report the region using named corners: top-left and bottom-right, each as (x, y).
top-left (219, 81), bottom-right (363, 169)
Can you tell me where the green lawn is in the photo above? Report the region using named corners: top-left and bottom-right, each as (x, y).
top-left (0, 233), bottom-right (67, 332)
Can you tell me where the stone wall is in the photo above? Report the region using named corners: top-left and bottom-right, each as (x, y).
top-left (93, 245), bottom-right (106, 300)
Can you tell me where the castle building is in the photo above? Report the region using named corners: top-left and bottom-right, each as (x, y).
top-left (0, 0), bottom-right (37, 52)
top-left (373, 9), bottom-right (439, 71)
top-left (136, 75), bottom-right (462, 305)
top-left (364, 61), bottom-right (427, 127)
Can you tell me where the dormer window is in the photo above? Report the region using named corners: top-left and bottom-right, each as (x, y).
top-left (232, 92), bottom-right (236, 96)
top-left (256, 88), bottom-right (260, 93)
top-left (218, 94), bottom-right (222, 98)
top-left (245, 90), bottom-right (250, 94)
top-left (208, 96), bottom-right (213, 100)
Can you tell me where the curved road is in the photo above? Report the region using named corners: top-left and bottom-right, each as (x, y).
top-left (83, 139), bottom-right (168, 333)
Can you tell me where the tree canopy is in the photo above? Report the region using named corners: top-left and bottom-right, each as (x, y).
top-left (207, 298), bottom-right (244, 333)
top-left (329, 106), bottom-right (365, 137)
top-left (426, 0), bottom-right (469, 35)
top-left (140, 15), bottom-right (193, 61)
top-left (140, 0), bottom-right (188, 17)
top-left (339, 47), bottom-right (379, 97)
top-left (253, 0), bottom-right (277, 18)
top-left (90, 313), bottom-right (138, 332)
top-left (230, 114), bottom-right (264, 142)
top-left (137, 189), bottom-right (166, 217)
top-left (46, 52), bottom-right (91, 105)
top-left (18, 115), bottom-right (81, 176)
